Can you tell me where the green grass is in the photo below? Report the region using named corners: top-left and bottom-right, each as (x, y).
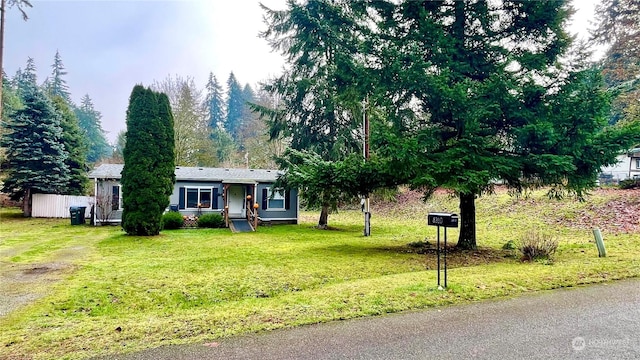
top-left (0, 188), bottom-right (639, 359)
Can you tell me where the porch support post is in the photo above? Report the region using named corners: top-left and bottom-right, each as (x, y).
top-left (223, 184), bottom-right (229, 227)
top-left (93, 178), bottom-right (98, 226)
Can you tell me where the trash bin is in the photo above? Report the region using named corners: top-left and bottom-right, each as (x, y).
top-left (78, 206), bottom-right (87, 225)
top-left (70, 206), bottom-right (86, 225)
top-left (70, 206), bottom-right (81, 225)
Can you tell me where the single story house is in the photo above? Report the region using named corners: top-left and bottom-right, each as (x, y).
top-left (88, 164), bottom-right (298, 227)
top-left (599, 148), bottom-right (640, 184)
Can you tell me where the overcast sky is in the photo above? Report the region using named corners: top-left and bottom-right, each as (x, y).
top-left (5, 0), bottom-right (600, 143)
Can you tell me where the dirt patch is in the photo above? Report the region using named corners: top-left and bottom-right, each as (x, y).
top-left (0, 261), bottom-right (75, 319)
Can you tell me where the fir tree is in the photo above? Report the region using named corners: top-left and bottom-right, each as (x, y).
top-left (205, 72), bottom-right (225, 128)
top-left (74, 94), bottom-right (111, 163)
top-left (52, 96), bottom-right (89, 195)
top-left (260, 0), bottom-right (370, 227)
top-left (0, 83), bottom-right (69, 215)
top-left (46, 50), bottom-right (72, 104)
top-left (592, 0), bottom-right (640, 125)
top-left (371, 0), bottom-right (640, 249)
top-left (225, 72), bottom-right (244, 142)
top-left (14, 57), bottom-right (37, 95)
top-left (121, 85), bottom-right (175, 236)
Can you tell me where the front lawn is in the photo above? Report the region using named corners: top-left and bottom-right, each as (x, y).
top-left (1, 188), bottom-right (639, 359)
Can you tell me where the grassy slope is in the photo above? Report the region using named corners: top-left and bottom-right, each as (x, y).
top-left (0, 188), bottom-right (638, 359)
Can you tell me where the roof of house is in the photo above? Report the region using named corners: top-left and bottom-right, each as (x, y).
top-left (88, 164), bottom-right (282, 182)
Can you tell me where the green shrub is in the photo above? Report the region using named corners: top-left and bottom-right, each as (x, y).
top-left (619, 178), bottom-right (640, 189)
top-left (197, 213), bottom-right (225, 228)
top-left (518, 231), bottom-right (558, 262)
top-left (161, 212), bottom-right (184, 230)
top-left (502, 240), bottom-right (517, 250)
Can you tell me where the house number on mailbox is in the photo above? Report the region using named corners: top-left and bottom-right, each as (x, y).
top-left (427, 212), bottom-right (459, 289)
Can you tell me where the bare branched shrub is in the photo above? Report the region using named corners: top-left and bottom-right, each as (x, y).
top-left (518, 231), bottom-right (558, 262)
top-left (95, 192), bottom-right (117, 224)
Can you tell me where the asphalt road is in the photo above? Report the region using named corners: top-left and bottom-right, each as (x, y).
top-left (99, 279), bottom-right (640, 360)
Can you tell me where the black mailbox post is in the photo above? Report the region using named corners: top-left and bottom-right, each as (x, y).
top-left (427, 212), bottom-right (459, 289)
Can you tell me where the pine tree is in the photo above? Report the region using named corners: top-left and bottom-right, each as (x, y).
top-left (0, 82), bottom-right (69, 215)
top-left (46, 50), bottom-right (72, 104)
top-left (51, 96), bottom-right (89, 195)
top-left (121, 85), bottom-right (175, 236)
top-left (74, 94), bottom-right (111, 163)
top-left (205, 72), bottom-right (225, 128)
top-left (225, 72), bottom-right (244, 142)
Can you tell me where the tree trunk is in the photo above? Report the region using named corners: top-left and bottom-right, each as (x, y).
top-left (456, 192), bottom-right (477, 250)
top-left (22, 188), bottom-right (32, 217)
top-left (318, 204), bottom-right (329, 229)
top-left (0, 0), bottom-right (6, 122)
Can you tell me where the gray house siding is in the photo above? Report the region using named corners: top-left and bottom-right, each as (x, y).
top-left (256, 183), bottom-right (298, 221)
top-left (89, 164), bottom-right (298, 225)
top-left (94, 180), bottom-right (123, 222)
top-left (171, 181), bottom-right (224, 217)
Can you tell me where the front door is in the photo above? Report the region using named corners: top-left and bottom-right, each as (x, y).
top-left (227, 185), bottom-right (245, 218)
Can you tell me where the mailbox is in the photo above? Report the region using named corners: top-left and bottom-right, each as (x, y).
top-left (427, 212), bottom-right (459, 228)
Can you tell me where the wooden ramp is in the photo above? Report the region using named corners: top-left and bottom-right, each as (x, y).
top-left (229, 219), bottom-right (254, 233)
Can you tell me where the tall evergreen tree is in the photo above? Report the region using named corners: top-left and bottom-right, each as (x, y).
top-left (260, 0), bottom-right (370, 227)
top-left (370, 0), bottom-right (640, 249)
top-left (14, 56), bottom-right (37, 95)
top-left (121, 85), bottom-right (175, 236)
top-left (52, 96), bottom-right (88, 195)
top-left (1, 71), bottom-right (22, 164)
top-left (225, 72), bottom-right (244, 142)
top-left (0, 83), bottom-right (69, 215)
top-left (74, 94), bottom-right (111, 163)
top-left (592, 0), bottom-right (640, 125)
top-left (46, 50), bottom-right (72, 104)
top-left (205, 72), bottom-right (225, 128)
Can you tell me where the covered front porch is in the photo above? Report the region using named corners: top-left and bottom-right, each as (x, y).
top-left (222, 181), bottom-right (260, 232)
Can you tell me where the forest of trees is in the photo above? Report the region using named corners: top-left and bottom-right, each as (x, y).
top-left (0, 50), bottom-right (275, 215)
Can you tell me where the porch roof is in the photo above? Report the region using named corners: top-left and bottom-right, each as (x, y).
top-left (88, 164), bottom-right (282, 182)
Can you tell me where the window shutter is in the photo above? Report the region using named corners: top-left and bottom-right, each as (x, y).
top-left (285, 190), bottom-right (291, 210)
top-left (212, 188), bottom-right (218, 209)
top-left (262, 188), bottom-right (268, 210)
top-left (178, 187), bottom-right (185, 209)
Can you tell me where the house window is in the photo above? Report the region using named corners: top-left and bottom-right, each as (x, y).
top-left (186, 188), bottom-right (214, 209)
top-left (267, 187), bottom-right (285, 210)
top-left (111, 185), bottom-right (122, 211)
top-left (636, 158), bottom-right (640, 169)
